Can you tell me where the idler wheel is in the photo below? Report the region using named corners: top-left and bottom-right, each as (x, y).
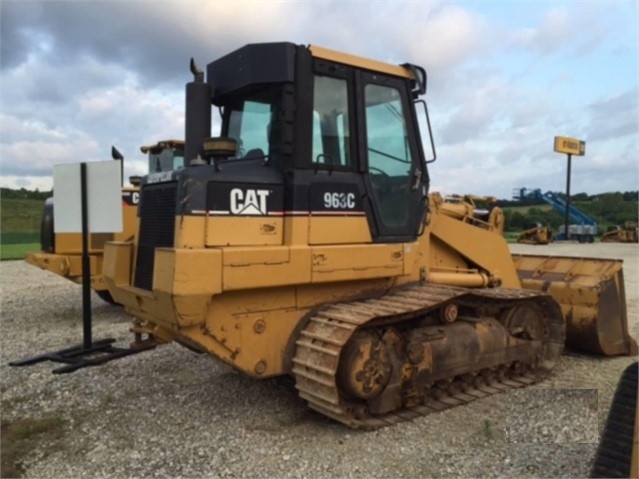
top-left (502, 305), bottom-right (545, 340)
top-left (337, 332), bottom-right (392, 400)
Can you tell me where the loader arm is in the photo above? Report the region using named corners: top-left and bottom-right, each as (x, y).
top-left (429, 193), bottom-right (636, 357)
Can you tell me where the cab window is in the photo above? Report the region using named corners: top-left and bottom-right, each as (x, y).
top-left (312, 75), bottom-right (351, 167)
top-left (365, 83), bottom-right (413, 226)
top-left (365, 84), bottom-right (413, 176)
top-left (224, 85), bottom-right (282, 161)
top-left (148, 147), bottom-right (184, 172)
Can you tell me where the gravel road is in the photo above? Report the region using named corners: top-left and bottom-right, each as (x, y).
top-left (1, 242), bottom-right (637, 478)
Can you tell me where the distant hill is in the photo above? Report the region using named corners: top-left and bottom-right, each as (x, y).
top-left (499, 191), bottom-right (638, 232)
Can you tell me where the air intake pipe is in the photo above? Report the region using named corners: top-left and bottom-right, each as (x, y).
top-left (185, 58), bottom-right (212, 167)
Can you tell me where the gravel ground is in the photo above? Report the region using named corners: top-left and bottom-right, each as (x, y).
top-left (1, 242), bottom-right (637, 478)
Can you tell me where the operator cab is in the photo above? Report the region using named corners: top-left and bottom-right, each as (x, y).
top-left (187, 42), bottom-right (433, 241)
top-left (141, 140), bottom-right (185, 172)
top-left (133, 43), bottom-right (435, 289)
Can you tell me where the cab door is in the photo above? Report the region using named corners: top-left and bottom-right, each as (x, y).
top-left (306, 60), bottom-right (372, 245)
top-left (359, 73), bottom-right (427, 242)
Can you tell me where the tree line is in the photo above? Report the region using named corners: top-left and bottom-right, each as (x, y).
top-left (1, 187), bottom-right (52, 202)
top-left (1, 186), bottom-right (636, 234)
top-left (500, 191), bottom-right (638, 232)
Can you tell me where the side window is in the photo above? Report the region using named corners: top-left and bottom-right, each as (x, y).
top-left (365, 83), bottom-right (413, 226)
top-left (148, 150), bottom-right (179, 172)
top-left (228, 101), bottom-right (271, 157)
top-left (312, 75), bottom-right (351, 167)
top-left (172, 149), bottom-right (184, 170)
top-left (365, 84), bottom-right (413, 175)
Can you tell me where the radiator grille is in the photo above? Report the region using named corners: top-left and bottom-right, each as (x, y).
top-left (133, 182), bottom-right (177, 290)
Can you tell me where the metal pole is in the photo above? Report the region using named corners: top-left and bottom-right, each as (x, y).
top-left (564, 153), bottom-right (572, 241)
top-left (80, 162), bottom-right (92, 349)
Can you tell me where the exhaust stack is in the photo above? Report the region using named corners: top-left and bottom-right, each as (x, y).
top-left (185, 58), bottom-right (212, 167)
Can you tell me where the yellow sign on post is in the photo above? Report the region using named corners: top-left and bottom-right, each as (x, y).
top-left (553, 135), bottom-right (586, 242)
top-left (554, 136), bottom-right (586, 156)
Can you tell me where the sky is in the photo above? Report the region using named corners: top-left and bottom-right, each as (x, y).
top-left (1, 0), bottom-right (637, 200)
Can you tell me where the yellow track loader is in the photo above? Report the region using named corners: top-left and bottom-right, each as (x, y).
top-left (103, 43), bottom-right (636, 428)
top-left (25, 140), bottom-right (184, 304)
top-left (602, 221), bottom-right (638, 243)
top-left (517, 223), bottom-right (553, 245)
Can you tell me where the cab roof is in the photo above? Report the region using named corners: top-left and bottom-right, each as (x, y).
top-left (140, 140), bottom-right (185, 154)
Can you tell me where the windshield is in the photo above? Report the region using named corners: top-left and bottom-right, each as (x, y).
top-left (148, 147), bottom-right (185, 173)
top-left (223, 85), bottom-right (283, 163)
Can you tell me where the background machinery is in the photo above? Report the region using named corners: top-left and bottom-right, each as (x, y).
top-left (517, 223), bottom-right (553, 245)
top-left (513, 187), bottom-right (597, 242)
top-left (601, 221), bottom-right (638, 243)
top-left (25, 140), bottom-right (184, 304)
top-left (104, 43), bottom-right (636, 428)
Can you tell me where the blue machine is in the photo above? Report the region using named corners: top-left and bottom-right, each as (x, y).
top-left (513, 188), bottom-right (597, 242)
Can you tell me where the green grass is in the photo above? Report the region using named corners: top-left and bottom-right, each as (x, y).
top-left (1, 197), bottom-right (42, 259)
top-left (503, 232), bottom-right (519, 243)
top-left (1, 416), bottom-right (66, 478)
top-left (483, 419), bottom-right (494, 440)
top-left (1, 232), bottom-right (39, 244)
top-left (1, 198), bottom-right (43, 232)
top-left (0, 243), bottom-right (39, 261)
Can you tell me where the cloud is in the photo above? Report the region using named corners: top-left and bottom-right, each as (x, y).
top-left (1, 1), bottom-right (302, 87)
top-left (0, 1), bottom-right (42, 69)
top-left (2, 1), bottom-right (490, 84)
top-left (0, 1), bottom-right (637, 200)
top-left (405, 4), bottom-right (490, 69)
top-left (586, 89), bottom-right (639, 141)
top-left (512, 6), bottom-right (574, 55)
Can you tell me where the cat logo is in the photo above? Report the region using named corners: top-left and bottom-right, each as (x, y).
top-left (122, 191), bottom-right (140, 206)
top-left (230, 188), bottom-right (270, 215)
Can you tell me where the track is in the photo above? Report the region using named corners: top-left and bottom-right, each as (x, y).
top-left (292, 283), bottom-right (565, 429)
top-left (591, 361), bottom-right (638, 478)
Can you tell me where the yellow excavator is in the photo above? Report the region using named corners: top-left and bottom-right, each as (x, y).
top-left (25, 140), bottom-right (184, 303)
top-left (103, 43), bottom-right (636, 428)
top-left (601, 221), bottom-right (638, 243)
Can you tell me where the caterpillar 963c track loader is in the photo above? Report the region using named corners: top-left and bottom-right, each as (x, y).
top-left (103, 43), bottom-right (637, 428)
top-left (25, 140), bottom-right (184, 304)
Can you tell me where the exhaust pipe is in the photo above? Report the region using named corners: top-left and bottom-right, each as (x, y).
top-left (185, 58), bottom-right (212, 167)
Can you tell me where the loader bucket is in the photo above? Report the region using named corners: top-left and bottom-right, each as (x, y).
top-left (512, 254), bottom-right (638, 357)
